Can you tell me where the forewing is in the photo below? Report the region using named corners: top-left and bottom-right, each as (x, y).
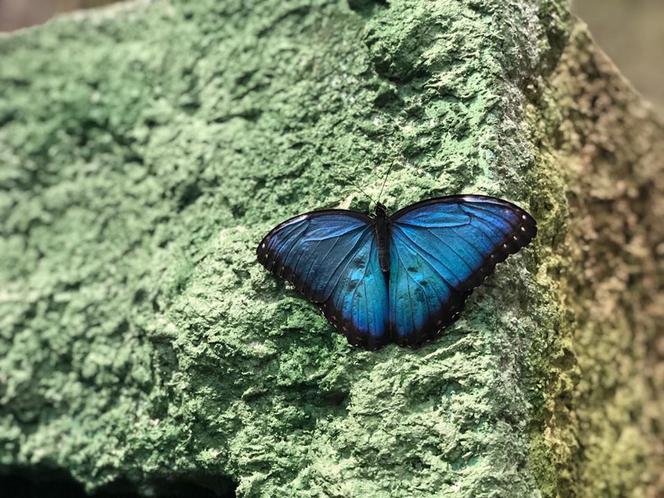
top-left (257, 210), bottom-right (389, 348)
top-left (388, 195), bottom-right (537, 345)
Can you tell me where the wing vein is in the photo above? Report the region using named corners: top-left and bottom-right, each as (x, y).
top-left (279, 220), bottom-right (311, 268)
top-left (461, 203), bottom-right (520, 229)
top-left (302, 231), bottom-right (345, 288)
top-left (323, 227), bottom-right (373, 301)
top-left (400, 224), bottom-right (475, 273)
top-left (393, 226), bottom-right (459, 290)
top-left (393, 238), bottom-right (432, 333)
top-left (350, 236), bottom-right (375, 333)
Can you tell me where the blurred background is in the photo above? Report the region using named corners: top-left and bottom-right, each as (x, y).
top-left (0, 0), bottom-right (115, 31)
top-left (0, 0), bottom-right (662, 115)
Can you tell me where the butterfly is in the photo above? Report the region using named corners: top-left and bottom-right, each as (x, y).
top-left (257, 195), bottom-right (536, 350)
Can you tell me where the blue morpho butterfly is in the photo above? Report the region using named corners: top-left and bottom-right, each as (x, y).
top-left (257, 190), bottom-right (536, 350)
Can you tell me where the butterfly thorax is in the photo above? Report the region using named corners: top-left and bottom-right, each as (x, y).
top-left (374, 203), bottom-right (391, 274)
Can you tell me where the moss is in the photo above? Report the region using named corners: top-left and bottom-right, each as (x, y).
top-left (527, 23), bottom-right (664, 498)
top-left (0, 1), bottom-right (661, 497)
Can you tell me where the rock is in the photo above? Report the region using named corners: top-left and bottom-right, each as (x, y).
top-left (0, 0), bottom-right (661, 496)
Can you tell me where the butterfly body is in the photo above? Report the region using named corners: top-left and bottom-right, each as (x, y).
top-left (373, 203), bottom-right (391, 273)
top-left (257, 195), bottom-right (536, 350)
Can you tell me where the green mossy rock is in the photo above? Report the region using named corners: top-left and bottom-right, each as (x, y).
top-left (1, 1), bottom-right (662, 496)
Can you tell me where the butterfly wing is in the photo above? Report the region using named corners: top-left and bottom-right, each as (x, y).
top-left (388, 195), bottom-right (537, 346)
top-left (257, 210), bottom-right (389, 349)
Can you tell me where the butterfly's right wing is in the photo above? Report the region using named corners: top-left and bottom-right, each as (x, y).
top-left (388, 195), bottom-right (537, 346)
top-left (257, 210), bottom-right (389, 349)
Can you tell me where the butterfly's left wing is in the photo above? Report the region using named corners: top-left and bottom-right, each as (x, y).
top-left (257, 210), bottom-right (389, 349)
top-left (388, 195), bottom-right (536, 346)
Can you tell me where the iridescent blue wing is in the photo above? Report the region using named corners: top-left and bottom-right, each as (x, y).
top-left (257, 210), bottom-right (389, 349)
top-left (388, 195), bottom-right (536, 346)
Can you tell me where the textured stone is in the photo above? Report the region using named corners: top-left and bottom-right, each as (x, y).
top-left (0, 0), bottom-right (661, 496)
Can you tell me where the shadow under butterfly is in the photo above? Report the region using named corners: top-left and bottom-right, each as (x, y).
top-left (257, 193), bottom-right (536, 350)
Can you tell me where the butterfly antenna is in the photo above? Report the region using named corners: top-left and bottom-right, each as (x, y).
top-left (339, 173), bottom-right (377, 204)
top-left (377, 161), bottom-right (395, 204)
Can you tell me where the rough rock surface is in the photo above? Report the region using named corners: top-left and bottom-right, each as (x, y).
top-left (0, 0), bottom-right (661, 496)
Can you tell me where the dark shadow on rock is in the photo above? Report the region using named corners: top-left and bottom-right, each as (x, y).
top-left (0, 466), bottom-right (237, 498)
